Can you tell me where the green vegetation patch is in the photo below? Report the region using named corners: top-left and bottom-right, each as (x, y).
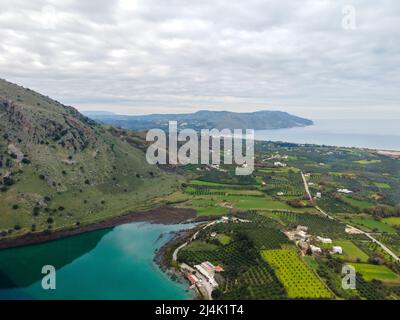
top-left (234, 197), bottom-right (294, 211)
top-left (182, 240), bottom-right (219, 252)
top-left (353, 160), bottom-right (382, 165)
top-left (334, 240), bottom-right (369, 262)
top-left (342, 196), bottom-right (373, 209)
top-left (382, 217), bottom-right (400, 227)
top-left (215, 234), bottom-right (232, 245)
top-left (350, 263), bottom-right (400, 283)
top-left (261, 248), bottom-right (334, 299)
top-left (350, 218), bottom-right (396, 233)
top-left (374, 182), bottom-right (391, 189)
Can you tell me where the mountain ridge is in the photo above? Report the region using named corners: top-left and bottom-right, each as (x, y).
top-left (0, 78), bottom-right (180, 239)
top-left (84, 109), bottom-right (313, 131)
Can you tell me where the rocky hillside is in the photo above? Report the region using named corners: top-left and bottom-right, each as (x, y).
top-left (0, 79), bottom-right (180, 239)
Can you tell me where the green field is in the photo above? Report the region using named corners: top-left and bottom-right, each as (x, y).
top-left (193, 205), bottom-right (229, 217)
top-left (182, 240), bottom-right (219, 252)
top-left (189, 180), bottom-right (243, 187)
top-left (303, 256), bottom-right (319, 270)
top-left (382, 217), bottom-right (400, 227)
top-left (349, 218), bottom-right (396, 233)
top-left (261, 248), bottom-right (334, 299)
top-left (374, 182), bottom-right (391, 189)
top-left (353, 160), bottom-right (381, 165)
top-left (342, 196), bottom-right (373, 209)
top-left (215, 234), bottom-right (232, 245)
top-left (350, 263), bottom-right (400, 283)
top-left (334, 240), bottom-right (369, 262)
top-left (233, 197), bottom-right (295, 211)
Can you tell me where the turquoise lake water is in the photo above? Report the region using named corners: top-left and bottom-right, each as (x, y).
top-left (0, 222), bottom-right (194, 300)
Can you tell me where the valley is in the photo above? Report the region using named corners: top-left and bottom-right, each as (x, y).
top-left (1, 79), bottom-right (400, 300)
top-left (159, 142), bottom-right (400, 300)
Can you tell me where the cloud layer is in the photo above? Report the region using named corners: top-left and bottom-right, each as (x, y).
top-left (0, 0), bottom-right (399, 118)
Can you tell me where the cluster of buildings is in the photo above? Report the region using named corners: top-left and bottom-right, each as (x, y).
top-left (267, 153), bottom-right (289, 161)
top-left (285, 225), bottom-right (343, 256)
top-left (273, 161), bottom-right (287, 168)
top-left (186, 261), bottom-right (224, 289)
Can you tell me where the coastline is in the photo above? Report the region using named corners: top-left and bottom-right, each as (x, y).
top-left (154, 225), bottom-right (204, 300)
top-left (0, 206), bottom-right (196, 250)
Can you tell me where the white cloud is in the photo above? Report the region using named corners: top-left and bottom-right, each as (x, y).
top-left (0, 0), bottom-right (399, 119)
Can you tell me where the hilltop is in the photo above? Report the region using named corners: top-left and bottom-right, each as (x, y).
top-left (84, 110), bottom-right (313, 131)
top-left (0, 79), bottom-right (181, 240)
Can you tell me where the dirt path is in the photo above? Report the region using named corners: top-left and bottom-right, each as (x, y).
top-left (300, 171), bottom-right (313, 202)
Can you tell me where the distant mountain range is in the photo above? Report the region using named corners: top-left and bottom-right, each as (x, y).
top-left (83, 110), bottom-right (313, 131)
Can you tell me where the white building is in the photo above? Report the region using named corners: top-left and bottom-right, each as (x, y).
top-left (310, 245), bottom-right (322, 254)
top-left (274, 161), bottom-right (287, 167)
top-left (295, 230), bottom-right (308, 240)
top-left (195, 264), bottom-right (214, 279)
top-left (316, 192), bottom-right (322, 199)
top-left (296, 225), bottom-right (308, 232)
top-left (337, 188), bottom-right (353, 194)
top-left (317, 236), bottom-right (332, 244)
top-left (331, 246), bottom-right (343, 254)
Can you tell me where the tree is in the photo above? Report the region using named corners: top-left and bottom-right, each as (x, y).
top-left (3, 177), bottom-right (15, 186)
top-left (33, 207), bottom-right (40, 216)
top-left (211, 288), bottom-right (223, 300)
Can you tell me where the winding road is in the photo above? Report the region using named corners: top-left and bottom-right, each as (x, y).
top-left (300, 171), bottom-right (400, 263)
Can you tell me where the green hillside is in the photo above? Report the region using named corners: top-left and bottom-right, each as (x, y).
top-left (0, 79), bottom-right (181, 238)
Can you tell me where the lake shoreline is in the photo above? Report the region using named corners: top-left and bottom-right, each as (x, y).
top-left (153, 226), bottom-right (202, 300)
top-left (0, 206), bottom-right (197, 250)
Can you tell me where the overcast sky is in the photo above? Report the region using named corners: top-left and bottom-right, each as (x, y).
top-left (0, 0), bottom-right (399, 119)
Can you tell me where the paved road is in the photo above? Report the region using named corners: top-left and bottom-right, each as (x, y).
top-left (314, 196), bottom-right (400, 263)
top-left (172, 220), bottom-right (217, 263)
top-left (300, 171), bottom-right (399, 262)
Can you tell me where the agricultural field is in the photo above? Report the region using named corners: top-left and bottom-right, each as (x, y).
top-left (172, 141), bottom-right (400, 300)
top-left (376, 234), bottom-right (400, 256)
top-left (265, 211), bottom-right (349, 239)
top-left (261, 248), bottom-right (334, 299)
top-left (216, 234), bottom-right (231, 245)
top-left (349, 217), bottom-right (397, 233)
top-left (334, 240), bottom-right (369, 262)
top-left (382, 217), bottom-right (400, 227)
top-left (173, 177), bottom-right (317, 217)
top-left (353, 160), bottom-right (382, 165)
top-left (350, 263), bottom-right (400, 283)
